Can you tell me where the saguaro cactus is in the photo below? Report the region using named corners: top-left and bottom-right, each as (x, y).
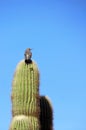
top-left (11, 60), bottom-right (40, 117)
top-left (40, 96), bottom-right (53, 130)
top-left (9, 58), bottom-right (40, 130)
top-left (9, 48), bottom-right (54, 130)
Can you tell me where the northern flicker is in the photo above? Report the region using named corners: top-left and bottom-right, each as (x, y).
top-left (24, 48), bottom-right (32, 64)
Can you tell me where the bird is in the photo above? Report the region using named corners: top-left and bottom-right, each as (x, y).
top-left (24, 48), bottom-right (32, 64)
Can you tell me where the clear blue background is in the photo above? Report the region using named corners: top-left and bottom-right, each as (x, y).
top-left (0, 0), bottom-right (86, 130)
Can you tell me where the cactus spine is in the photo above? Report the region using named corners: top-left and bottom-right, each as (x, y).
top-left (9, 60), bottom-right (40, 130)
top-left (40, 96), bottom-right (53, 130)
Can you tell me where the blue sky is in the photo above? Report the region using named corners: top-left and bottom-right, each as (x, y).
top-left (0, 0), bottom-right (86, 130)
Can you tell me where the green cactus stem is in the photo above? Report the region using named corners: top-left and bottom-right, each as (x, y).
top-left (28, 116), bottom-right (40, 130)
top-left (11, 60), bottom-right (40, 117)
top-left (9, 115), bottom-right (40, 130)
top-left (40, 96), bottom-right (53, 130)
top-left (9, 115), bottom-right (32, 130)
